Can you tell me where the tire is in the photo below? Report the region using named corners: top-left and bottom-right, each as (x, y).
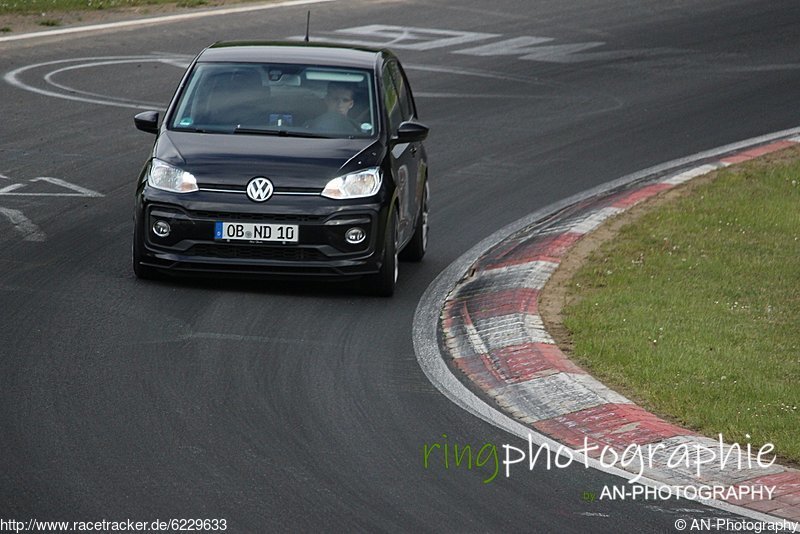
top-left (399, 181), bottom-right (429, 262)
top-left (365, 210), bottom-right (398, 297)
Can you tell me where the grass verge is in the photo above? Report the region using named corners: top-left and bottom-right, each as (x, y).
top-left (0, 1), bottom-right (212, 15)
top-left (560, 147), bottom-right (800, 464)
top-left (0, 0), bottom-right (272, 34)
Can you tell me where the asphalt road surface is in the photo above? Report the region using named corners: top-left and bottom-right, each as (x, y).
top-left (1, 0), bottom-right (799, 531)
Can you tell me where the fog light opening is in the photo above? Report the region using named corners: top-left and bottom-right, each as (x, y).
top-left (345, 227), bottom-right (366, 245)
top-left (152, 220), bottom-right (171, 238)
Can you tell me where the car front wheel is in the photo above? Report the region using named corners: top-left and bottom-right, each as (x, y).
top-left (399, 180), bottom-right (428, 262)
top-left (365, 210), bottom-right (398, 297)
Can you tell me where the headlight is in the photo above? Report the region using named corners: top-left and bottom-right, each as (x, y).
top-left (321, 168), bottom-right (382, 199)
top-left (147, 159), bottom-right (198, 193)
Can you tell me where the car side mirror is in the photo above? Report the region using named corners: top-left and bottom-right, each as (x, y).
top-left (134, 111), bottom-right (160, 134)
top-left (392, 120), bottom-right (429, 144)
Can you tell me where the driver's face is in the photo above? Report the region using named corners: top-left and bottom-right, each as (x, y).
top-left (326, 89), bottom-right (354, 116)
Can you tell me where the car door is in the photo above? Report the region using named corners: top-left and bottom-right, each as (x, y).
top-left (382, 61), bottom-right (419, 245)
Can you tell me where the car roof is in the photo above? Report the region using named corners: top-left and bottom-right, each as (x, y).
top-left (198, 41), bottom-right (387, 69)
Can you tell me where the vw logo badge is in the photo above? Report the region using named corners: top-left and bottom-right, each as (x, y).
top-left (246, 177), bottom-right (274, 202)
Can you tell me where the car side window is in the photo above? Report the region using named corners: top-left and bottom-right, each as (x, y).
top-left (388, 61), bottom-right (415, 121)
top-left (382, 65), bottom-right (403, 133)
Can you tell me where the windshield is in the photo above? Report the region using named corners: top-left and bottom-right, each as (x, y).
top-left (169, 62), bottom-right (378, 139)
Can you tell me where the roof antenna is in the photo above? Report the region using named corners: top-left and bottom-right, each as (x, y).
top-left (304, 11), bottom-right (311, 42)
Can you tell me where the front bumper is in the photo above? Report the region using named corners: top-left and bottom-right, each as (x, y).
top-left (135, 188), bottom-right (389, 278)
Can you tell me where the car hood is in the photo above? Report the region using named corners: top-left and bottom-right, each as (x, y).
top-left (154, 131), bottom-right (384, 188)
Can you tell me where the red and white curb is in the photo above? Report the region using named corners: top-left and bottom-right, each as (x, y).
top-left (440, 138), bottom-right (800, 521)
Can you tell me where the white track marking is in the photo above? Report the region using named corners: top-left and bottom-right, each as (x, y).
top-left (0, 208), bottom-right (46, 242)
top-left (290, 25), bottom-right (672, 64)
top-left (30, 177), bottom-right (104, 197)
top-left (290, 25), bottom-right (499, 50)
top-left (42, 59), bottom-right (185, 107)
top-left (455, 36), bottom-right (556, 56)
top-left (4, 55), bottom-right (188, 110)
top-left (0, 177), bottom-right (103, 197)
top-left (8, 55), bottom-right (560, 110)
top-left (457, 38), bottom-right (614, 63)
top-left (0, 184), bottom-right (25, 194)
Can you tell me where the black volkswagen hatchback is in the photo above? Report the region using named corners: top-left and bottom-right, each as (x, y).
top-left (133, 41), bottom-right (429, 296)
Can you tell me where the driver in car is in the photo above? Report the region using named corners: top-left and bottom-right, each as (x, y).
top-left (309, 82), bottom-right (359, 134)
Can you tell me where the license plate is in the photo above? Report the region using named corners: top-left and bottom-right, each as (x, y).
top-left (214, 222), bottom-right (299, 243)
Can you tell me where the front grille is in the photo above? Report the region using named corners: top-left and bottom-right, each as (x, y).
top-left (197, 184), bottom-right (322, 194)
top-left (191, 211), bottom-right (325, 222)
top-left (274, 187), bottom-right (322, 195)
top-left (185, 244), bottom-right (326, 261)
top-left (199, 184), bottom-right (246, 192)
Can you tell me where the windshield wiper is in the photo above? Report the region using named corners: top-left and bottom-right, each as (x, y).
top-left (174, 126), bottom-right (241, 135)
top-left (173, 126), bottom-right (211, 133)
top-left (233, 127), bottom-right (331, 139)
